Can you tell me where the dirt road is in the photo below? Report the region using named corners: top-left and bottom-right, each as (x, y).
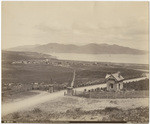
top-left (2, 90), bottom-right (65, 116)
top-left (123, 77), bottom-right (148, 83)
top-left (2, 83), bottom-right (107, 117)
top-left (2, 76), bottom-right (148, 117)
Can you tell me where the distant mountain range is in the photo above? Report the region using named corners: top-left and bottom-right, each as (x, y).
top-left (7, 43), bottom-right (147, 55)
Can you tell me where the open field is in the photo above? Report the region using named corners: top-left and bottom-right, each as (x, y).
top-left (2, 51), bottom-right (147, 96)
top-left (2, 51), bottom-right (149, 123)
top-left (2, 96), bottom-right (149, 123)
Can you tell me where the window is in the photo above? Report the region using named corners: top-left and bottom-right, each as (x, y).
top-left (119, 84), bottom-right (120, 89)
top-left (110, 84), bottom-right (113, 89)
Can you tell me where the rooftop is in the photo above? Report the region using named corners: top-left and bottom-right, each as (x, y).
top-left (105, 71), bottom-right (124, 81)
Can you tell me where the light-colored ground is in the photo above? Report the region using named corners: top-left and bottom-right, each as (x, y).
top-left (2, 78), bottom-right (149, 117)
top-left (2, 90), bottom-right (40, 103)
top-left (2, 90), bottom-right (65, 116)
top-left (2, 83), bottom-right (107, 117)
top-left (33, 96), bottom-right (149, 113)
top-left (123, 77), bottom-right (148, 83)
top-left (2, 95), bottom-right (149, 123)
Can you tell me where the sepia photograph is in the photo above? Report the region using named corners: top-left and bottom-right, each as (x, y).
top-left (1, 1), bottom-right (149, 123)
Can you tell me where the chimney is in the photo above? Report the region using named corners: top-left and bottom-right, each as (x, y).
top-left (117, 71), bottom-right (121, 78)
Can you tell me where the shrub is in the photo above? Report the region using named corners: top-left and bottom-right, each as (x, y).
top-left (32, 108), bottom-right (42, 113)
top-left (104, 107), bottom-right (120, 112)
top-left (12, 112), bottom-right (20, 119)
top-left (75, 108), bottom-right (81, 112)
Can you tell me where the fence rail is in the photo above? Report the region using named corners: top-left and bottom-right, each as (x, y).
top-left (74, 90), bottom-right (149, 99)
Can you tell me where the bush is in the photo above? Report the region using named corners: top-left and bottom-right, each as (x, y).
top-left (104, 107), bottom-right (120, 112)
top-left (32, 108), bottom-right (42, 113)
top-left (12, 112), bottom-right (20, 119)
top-left (75, 108), bottom-right (81, 112)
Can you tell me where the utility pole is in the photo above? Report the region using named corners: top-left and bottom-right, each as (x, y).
top-left (65, 70), bottom-right (76, 96)
top-left (71, 70), bottom-right (76, 88)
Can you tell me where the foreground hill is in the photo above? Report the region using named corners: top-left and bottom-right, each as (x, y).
top-left (8, 43), bottom-right (147, 55)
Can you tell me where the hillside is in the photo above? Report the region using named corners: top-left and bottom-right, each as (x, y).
top-left (2, 51), bottom-right (144, 85)
top-left (8, 44), bottom-right (40, 52)
top-left (7, 43), bottom-right (147, 55)
top-left (2, 51), bottom-right (56, 63)
top-left (2, 51), bottom-right (73, 86)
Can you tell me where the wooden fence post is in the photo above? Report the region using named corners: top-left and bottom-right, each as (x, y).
top-left (107, 92), bottom-right (108, 99)
top-left (89, 92), bottom-right (91, 99)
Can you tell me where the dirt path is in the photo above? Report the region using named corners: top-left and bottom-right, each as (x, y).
top-left (123, 77), bottom-right (148, 83)
top-left (2, 83), bottom-right (107, 117)
top-left (2, 76), bottom-right (148, 117)
top-left (2, 90), bottom-right (65, 116)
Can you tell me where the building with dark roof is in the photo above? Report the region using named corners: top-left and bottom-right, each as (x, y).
top-left (105, 71), bottom-right (124, 91)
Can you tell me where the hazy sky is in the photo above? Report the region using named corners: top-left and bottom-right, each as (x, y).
top-left (2, 1), bottom-right (149, 50)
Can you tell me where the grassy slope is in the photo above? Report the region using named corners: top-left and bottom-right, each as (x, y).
top-left (2, 51), bottom-right (73, 84)
top-left (2, 96), bottom-right (149, 123)
top-left (2, 50), bottom-right (54, 62)
top-left (2, 64), bottom-right (73, 84)
top-left (2, 51), bottom-right (146, 87)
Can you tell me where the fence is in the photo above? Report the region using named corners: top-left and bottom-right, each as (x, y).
top-left (74, 90), bottom-right (149, 99)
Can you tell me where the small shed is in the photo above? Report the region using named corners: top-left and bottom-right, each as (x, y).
top-left (105, 71), bottom-right (124, 91)
top-left (49, 85), bottom-right (54, 93)
top-left (66, 87), bottom-right (74, 96)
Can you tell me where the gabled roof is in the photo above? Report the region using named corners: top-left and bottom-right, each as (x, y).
top-left (105, 72), bottom-right (124, 81)
top-left (105, 74), bottom-right (111, 79)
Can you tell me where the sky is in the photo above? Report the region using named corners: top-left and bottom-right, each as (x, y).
top-left (2, 1), bottom-right (149, 50)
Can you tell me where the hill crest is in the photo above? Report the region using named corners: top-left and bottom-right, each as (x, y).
top-left (7, 43), bottom-right (147, 55)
